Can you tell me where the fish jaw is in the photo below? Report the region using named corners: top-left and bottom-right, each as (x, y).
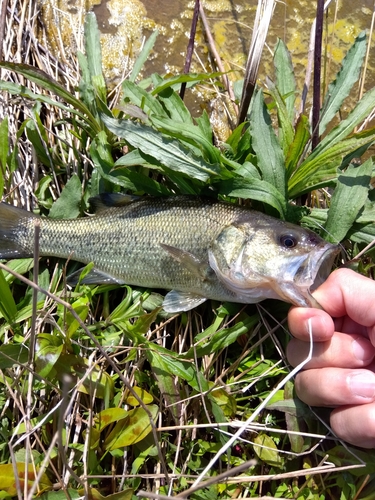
top-left (272, 242), bottom-right (340, 308)
top-left (208, 241), bottom-right (339, 308)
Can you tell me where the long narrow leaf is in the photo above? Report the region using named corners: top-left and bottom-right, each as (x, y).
top-left (324, 160), bottom-right (373, 243)
top-left (217, 177), bottom-right (287, 218)
top-left (249, 88), bottom-right (287, 198)
top-left (150, 115), bottom-right (221, 164)
top-left (123, 80), bottom-right (166, 118)
top-left (285, 114), bottom-right (310, 177)
top-left (101, 115), bottom-right (224, 182)
top-left (0, 270), bottom-right (17, 323)
top-left (319, 31), bottom-right (367, 134)
top-left (266, 78), bottom-right (295, 157)
top-left (0, 61), bottom-right (101, 133)
top-left (129, 31), bottom-right (159, 82)
top-left (0, 117), bottom-right (8, 198)
top-left (274, 39), bottom-right (296, 123)
top-left (311, 85), bottom-right (375, 158)
top-left (288, 131), bottom-right (375, 197)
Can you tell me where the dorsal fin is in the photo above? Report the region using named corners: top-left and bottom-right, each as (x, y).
top-left (89, 193), bottom-right (140, 212)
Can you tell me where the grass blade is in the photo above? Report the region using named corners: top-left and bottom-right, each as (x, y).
top-left (0, 61), bottom-right (101, 133)
top-left (129, 30), bottom-right (158, 83)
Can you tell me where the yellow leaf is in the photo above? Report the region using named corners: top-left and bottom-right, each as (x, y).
top-left (0, 463), bottom-right (52, 495)
top-left (125, 386), bottom-right (153, 406)
top-left (104, 405), bottom-right (158, 450)
top-left (253, 433), bottom-right (283, 468)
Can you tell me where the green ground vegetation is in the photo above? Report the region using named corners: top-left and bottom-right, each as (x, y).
top-left (0, 4), bottom-right (375, 499)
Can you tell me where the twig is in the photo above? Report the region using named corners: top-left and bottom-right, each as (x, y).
top-left (199, 3), bottom-right (237, 111)
top-left (299, 0), bottom-right (335, 116)
top-left (311, 0), bottom-right (325, 151)
top-left (359, 0), bottom-right (375, 101)
top-left (180, 0), bottom-right (200, 100)
top-left (0, 0), bottom-right (7, 61)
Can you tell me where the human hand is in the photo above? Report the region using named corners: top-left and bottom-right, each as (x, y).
top-left (287, 268), bottom-right (375, 448)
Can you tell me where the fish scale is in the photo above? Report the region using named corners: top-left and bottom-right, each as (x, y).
top-left (0, 195), bottom-right (339, 312)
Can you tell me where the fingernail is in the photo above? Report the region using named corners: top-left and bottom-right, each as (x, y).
top-left (348, 372), bottom-right (375, 399)
top-left (352, 337), bottom-right (375, 362)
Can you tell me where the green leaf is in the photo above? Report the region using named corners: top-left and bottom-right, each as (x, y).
top-left (253, 433), bottom-right (283, 468)
top-left (147, 350), bottom-right (181, 422)
top-left (313, 85), bottom-right (375, 157)
top-left (35, 334), bottom-right (64, 378)
top-left (104, 405), bottom-right (158, 450)
top-left (217, 177), bottom-right (287, 218)
top-left (274, 39), bottom-right (296, 123)
top-left (39, 490), bottom-right (82, 500)
top-left (0, 61), bottom-right (101, 133)
top-left (0, 270), bottom-right (17, 322)
top-left (101, 115), bottom-right (223, 182)
top-left (59, 295), bottom-right (89, 339)
top-left (129, 31), bottom-right (158, 82)
top-left (285, 114), bottom-right (310, 177)
top-left (0, 117), bottom-right (8, 198)
top-left (1, 258), bottom-right (34, 283)
top-left (122, 80), bottom-right (166, 118)
top-left (185, 312), bottom-right (259, 358)
top-left (266, 78), bottom-right (295, 157)
top-left (150, 115), bottom-right (221, 164)
top-left (249, 89), bottom-right (286, 198)
top-left (84, 12), bottom-right (106, 101)
top-left (320, 31), bottom-right (367, 134)
top-left (0, 344), bottom-right (29, 369)
top-left (147, 348), bottom-right (201, 392)
top-left (49, 174), bottom-right (82, 219)
top-left (154, 80), bottom-right (193, 125)
top-left (324, 160), bottom-right (373, 243)
top-left (288, 131), bottom-right (375, 198)
top-left (150, 72), bottom-right (222, 96)
top-left (25, 118), bottom-right (53, 168)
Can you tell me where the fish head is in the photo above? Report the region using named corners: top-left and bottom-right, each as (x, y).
top-left (208, 214), bottom-right (339, 308)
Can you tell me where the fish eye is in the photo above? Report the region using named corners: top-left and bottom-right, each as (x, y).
top-left (280, 234), bottom-right (298, 248)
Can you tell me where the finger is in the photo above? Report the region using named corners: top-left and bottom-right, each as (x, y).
top-left (288, 307), bottom-right (334, 342)
top-left (314, 269), bottom-right (375, 335)
top-left (287, 332), bottom-right (375, 369)
top-left (294, 367), bottom-right (375, 407)
top-left (331, 403), bottom-right (375, 448)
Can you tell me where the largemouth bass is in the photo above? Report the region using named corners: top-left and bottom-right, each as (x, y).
top-left (0, 195), bottom-right (338, 312)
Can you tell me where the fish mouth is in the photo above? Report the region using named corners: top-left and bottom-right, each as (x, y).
top-left (289, 242), bottom-right (340, 308)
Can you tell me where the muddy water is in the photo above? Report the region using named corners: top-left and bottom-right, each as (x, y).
top-left (140, 0), bottom-right (374, 91)
top-left (40, 0), bottom-right (375, 101)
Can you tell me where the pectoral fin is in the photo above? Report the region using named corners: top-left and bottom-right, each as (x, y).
top-left (160, 243), bottom-right (211, 280)
top-left (163, 290), bottom-right (207, 313)
top-left (68, 268), bottom-right (125, 285)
